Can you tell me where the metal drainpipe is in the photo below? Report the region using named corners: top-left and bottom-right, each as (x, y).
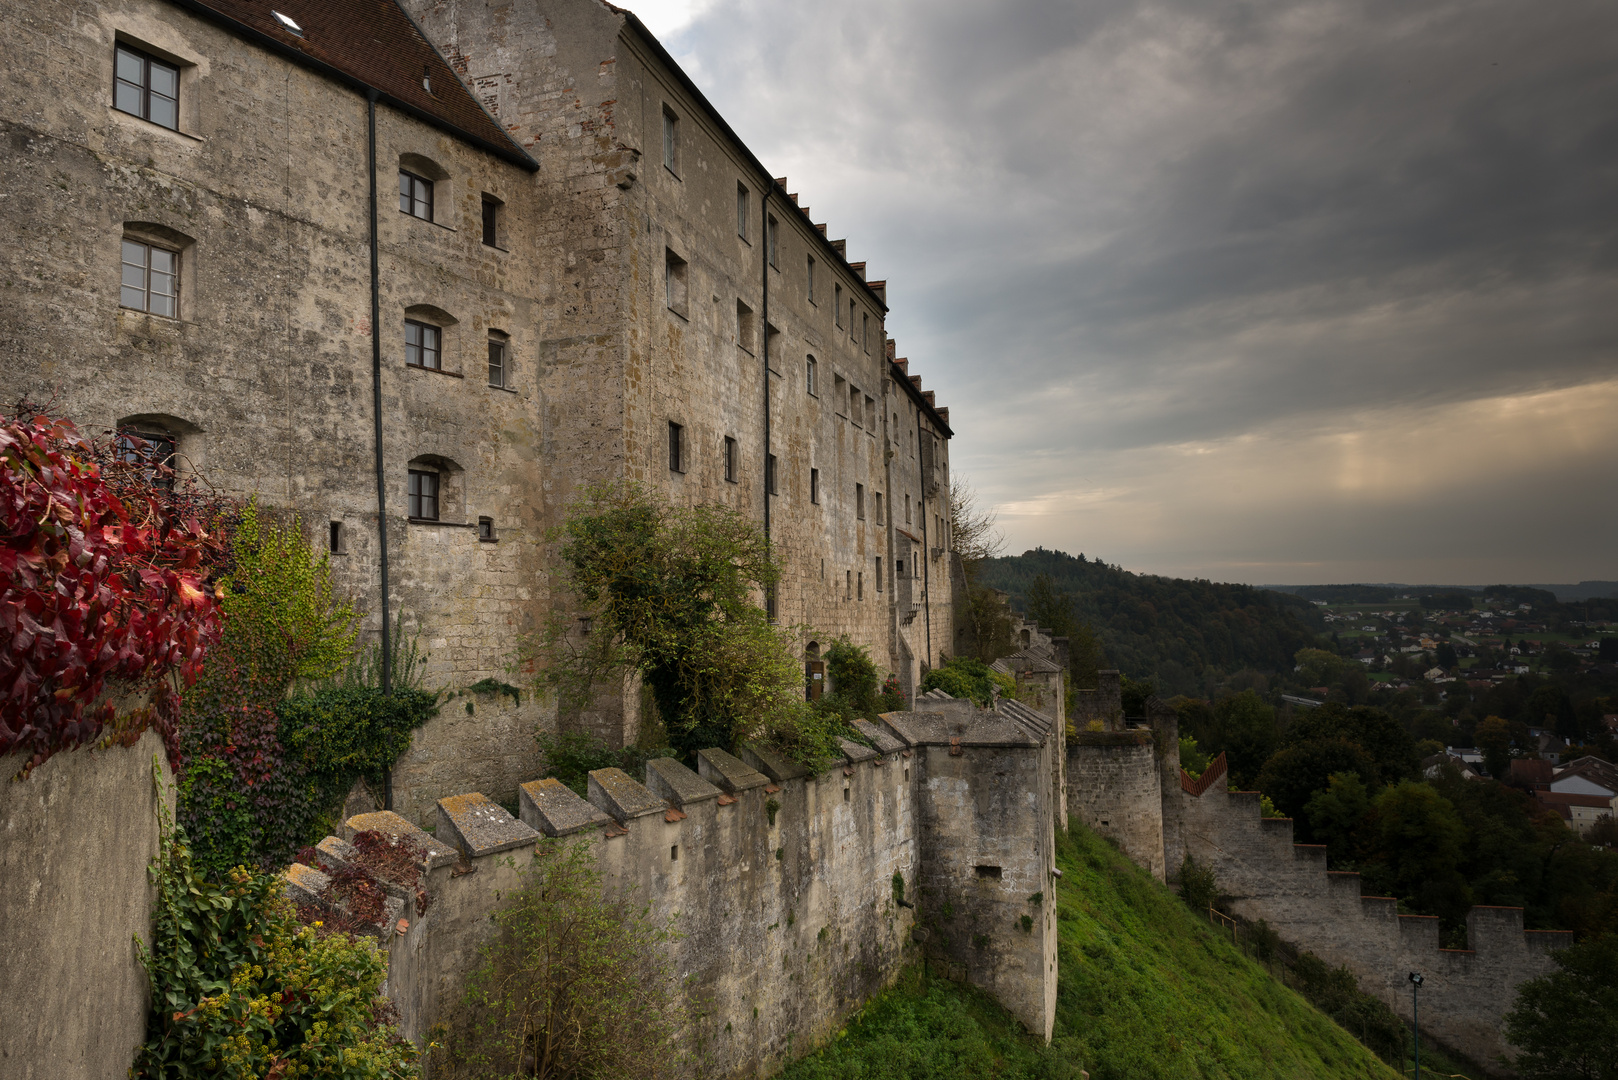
top-left (367, 91), bottom-right (395, 808)
top-left (761, 190), bottom-right (771, 550)
top-left (917, 408), bottom-right (931, 667)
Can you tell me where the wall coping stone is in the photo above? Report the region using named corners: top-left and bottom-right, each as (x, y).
top-left (852, 719), bottom-right (905, 755)
top-left (345, 810), bottom-right (459, 868)
top-left (881, 709), bottom-right (1041, 748)
top-left (520, 778), bottom-right (613, 837)
top-left (839, 737), bottom-right (878, 764)
top-left (588, 767), bottom-right (666, 822)
top-left (697, 748), bottom-right (770, 793)
top-left (736, 742), bottom-right (810, 782)
top-left (283, 861), bottom-right (330, 905)
top-left (645, 757), bottom-right (721, 807)
top-left (1071, 730), bottom-right (1152, 747)
top-left (436, 792), bottom-right (539, 857)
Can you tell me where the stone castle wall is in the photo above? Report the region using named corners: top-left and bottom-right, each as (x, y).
top-left (1067, 732), bottom-right (1165, 880)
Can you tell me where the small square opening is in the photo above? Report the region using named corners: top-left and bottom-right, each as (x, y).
top-left (975, 865), bottom-right (1002, 879)
top-left (670, 844), bottom-right (679, 862)
top-left (478, 516), bottom-right (496, 542)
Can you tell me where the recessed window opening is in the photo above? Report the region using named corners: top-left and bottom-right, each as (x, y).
top-left (897, 559), bottom-right (905, 575)
top-left (670, 844), bottom-right (679, 861)
top-left (736, 183), bottom-right (750, 240)
top-left (865, 395), bottom-right (876, 429)
top-left (849, 299), bottom-right (857, 339)
top-left (975, 865), bottom-right (1002, 879)
top-left (736, 299), bottom-right (755, 353)
top-left (862, 312), bottom-right (870, 352)
top-left (835, 284), bottom-right (843, 327)
top-left (408, 469), bottom-right (440, 520)
top-left (399, 170), bottom-right (434, 220)
top-left (766, 215), bottom-right (779, 269)
top-left (119, 239), bottom-right (178, 317)
top-left (876, 557), bottom-right (883, 591)
top-left (579, 616), bottom-right (593, 636)
top-left (874, 492), bottom-right (884, 523)
top-left (857, 571), bottom-right (863, 600)
top-left (849, 385), bottom-right (861, 426)
top-left (116, 429), bottom-right (176, 490)
top-left (668, 421), bottom-right (685, 473)
top-left (662, 106), bottom-right (680, 174)
top-left (905, 494), bottom-right (912, 523)
top-left (845, 570), bottom-right (852, 600)
top-left (723, 436), bottom-right (738, 483)
top-left (114, 45), bottom-right (179, 130)
top-left (329, 521), bottom-right (346, 553)
top-left (665, 248), bottom-right (688, 318)
top-left (478, 516), bottom-right (496, 541)
top-left (807, 256), bottom-right (816, 303)
top-left (487, 333), bottom-right (511, 388)
top-left (766, 454), bottom-right (778, 495)
top-left (810, 467), bottom-right (820, 504)
top-left (844, 786), bottom-right (851, 802)
top-left (856, 483), bottom-right (865, 520)
top-left (806, 355), bottom-right (818, 396)
top-left (481, 195), bottom-right (502, 247)
top-left (405, 320), bottom-right (441, 370)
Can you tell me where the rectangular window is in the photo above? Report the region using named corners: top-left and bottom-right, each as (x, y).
top-left (850, 385), bottom-right (861, 425)
top-left (736, 183), bottom-right (749, 239)
top-left (766, 454), bottom-right (778, 495)
top-left (858, 572), bottom-right (863, 600)
top-left (862, 312), bottom-right (869, 352)
top-left (767, 215), bottom-right (779, 269)
top-left (481, 196), bottom-right (501, 247)
top-left (399, 170), bottom-right (433, 220)
top-left (846, 570), bottom-right (852, 600)
top-left (405, 320), bottom-right (441, 370)
top-left (876, 556), bottom-right (883, 590)
top-left (810, 467), bottom-right (820, 504)
top-left (665, 248), bottom-right (688, 317)
top-left (478, 516), bottom-right (495, 541)
top-left (119, 239), bottom-right (177, 317)
top-left (807, 256), bottom-right (816, 303)
top-left (668, 421), bottom-right (684, 473)
top-left (329, 521), bottom-right (345, 554)
top-left (874, 492), bottom-right (883, 523)
top-left (488, 336), bottom-right (508, 387)
top-left (662, 106), bottom-right (679, 174)
top-left (116, 429), bottom-right (176, 490)
top-left (806, 355), bottom-right (817, 396)
top-left (856, 483), bottom-right (865, 520)
top-left (408, 470), bottom-right (440, 520)
top-left (865, 395), bottom-right (875, 429)
top-left (850, 299), bottom-right (857, 338)
top-left (905, 493), bottom-right (912, 523)
top-left (114, 44), bottom-right (179, 130)
top-left (835, 284), bottom-right (843, 327)
top-left (736, 299), bottom-right (755, 353)
top-left (724, 436), bottom-right (737, 483)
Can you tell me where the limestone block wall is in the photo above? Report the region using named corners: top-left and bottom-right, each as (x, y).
top-left (1067, 731), bottom-right (1166, 881)
top-left (1179, 764), bottom-right (1568, 1067)
top-left (0, 732), bottom-right (174, 1080)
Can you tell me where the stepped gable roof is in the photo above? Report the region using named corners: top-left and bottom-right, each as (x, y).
top-left (883, 692), bottom-right (1044, 747)
top-left (997, 697), bottom-right (1055, 739)
top-left (167, 0), bottom-right (536, 169)
top-left (993, 648), bottom-right (1063, 676)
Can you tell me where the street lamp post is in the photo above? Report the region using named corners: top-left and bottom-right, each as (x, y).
top-left (1408, 971), bottom-right (1424, 1079)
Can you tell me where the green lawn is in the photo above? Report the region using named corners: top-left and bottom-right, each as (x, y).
top-left (777, 823), bottom-right (1402, 1080)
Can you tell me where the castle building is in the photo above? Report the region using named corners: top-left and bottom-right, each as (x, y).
top-left (1, 0), bottom-right (956, 825)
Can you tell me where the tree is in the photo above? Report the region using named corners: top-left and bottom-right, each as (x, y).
top-left (1295, 648), bottom-right (1350, 688)
top-left (432, 840), bottom-right (683, 1080)
top-left (1476, 715), bottom-right (1514, 779)
top-left (1303, 772), bottom-right (1371, 867)
top-left (1254, 739), bottom-right (1376, 828)
top-left (1359, 781), bottom-right (1471, 926)
top-left (1024, 573), bottom-right (1075, 639)
top-left (1436, 641), bottom-right (1458, 670)
top-left (1210, 690), bottom-right (1278, 788)
top-left (1503, 936), bottom-right (1618, 1080)
top-left (948, 476), bottom-right (1003, 567)
top-left (1285, 703), bottom-right (1418, 786)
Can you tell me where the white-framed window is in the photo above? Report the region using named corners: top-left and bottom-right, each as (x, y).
top-left (399, 170), bottom-right (433, 220)
top-left (119, 239), bottom-right (178, 317)
top-left (405, 320), bottom-right (441, 370)
top-left (488, 333), bottom-right (511, 388)
top-left (806, 355), bottom-right (817, 396)
top-left (408, 469), bottom-right (440, 520)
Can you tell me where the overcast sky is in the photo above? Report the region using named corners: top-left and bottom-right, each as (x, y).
top-left (632, 0), bottom-right (1618, 586)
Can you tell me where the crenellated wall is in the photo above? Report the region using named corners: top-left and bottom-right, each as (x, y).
top-left (288, 694), bottom-right (1059, 1079)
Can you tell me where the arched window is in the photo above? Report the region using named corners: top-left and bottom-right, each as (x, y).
top-left (398, 153), bottom-right (449, 223)
top-left (403, 304), bottom-right (459, 374)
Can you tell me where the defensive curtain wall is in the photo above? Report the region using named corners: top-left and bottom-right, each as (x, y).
top-left (1065, 672), bottom-right (1566, 1069)
top-left (287, 695), bottom-right (1061, 1079)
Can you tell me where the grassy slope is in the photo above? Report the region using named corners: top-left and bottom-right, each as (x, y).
top-left (778, 823), bottom-right (1401, 1080)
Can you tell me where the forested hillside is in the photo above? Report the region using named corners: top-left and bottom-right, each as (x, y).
top-left (974, 549), bottom-right (1324, 696)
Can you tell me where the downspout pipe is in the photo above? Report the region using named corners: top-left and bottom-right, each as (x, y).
top-left (917, 409), bottom-right (931, 668)
top-left (367, 91), bottom-right (395, 807)
top-left (761, 189), bottom-right (771, 551)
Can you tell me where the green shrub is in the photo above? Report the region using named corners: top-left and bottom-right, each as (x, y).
top-left (919, 657), bottom-right (1013, 707)
top-left (534, 729), bottom-right (675, 796)
top-left (1178, 853), bottom-right (1218, 912)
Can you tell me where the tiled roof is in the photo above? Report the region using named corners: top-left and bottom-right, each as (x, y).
top-left (168, 0), bottom-right (535, 169)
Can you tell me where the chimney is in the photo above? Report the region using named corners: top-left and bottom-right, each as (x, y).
top-left (886, 339), bottom-right (897, 360)
top-left (850, 261), bottom-right (866, 280)
top-left (893, 358), bottom-right (909, 376)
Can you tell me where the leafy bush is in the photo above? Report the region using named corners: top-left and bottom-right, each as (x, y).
top-left (1, 406), bottom-right (233, 776)
top-left (428, 840), bottom-right (682, 1080)
top-left (920, 657), bottom-right (1014, 707)
top-left (533, 729), bottom-right (674, 796)
top-left (133, 774), bottom-right (416, 1078)
top-left (1178, 853), bottom-right (1218, 912)
top-left (1505, 936), bottom-right (1618, 1080)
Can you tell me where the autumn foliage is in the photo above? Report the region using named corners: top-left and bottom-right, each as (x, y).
top-left (0, 405), bottom-right (233, 776)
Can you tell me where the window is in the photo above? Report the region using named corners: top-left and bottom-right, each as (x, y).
top-left (856, 484), bottom-right (865, 520)
top-left (478, 516), bottom-right (496, 541)
top-left (875, 558), bottom-right (882, 591)
top-left (665, 248), bottom-right (688, 318)
top-left (662, 106), bottom-right (679, 174)
top-left (736, 300), bottom-right (755, 353)
top-left (849, 385), bottom-right (860, 425)
top-left (857, 572), bottom-right (864, 600)
top-left (806, 355), bottom-right (817, 396)
top-left (120, 239), bottom-right (178, 317)
top-left (874, 492), bottom-right (884, 523)
top-left (807, 256), bottom-right (816, 303)
top-left (845, 570), bottom-right (852, 600)
top-left (862, 312), bottom-right (869, 352)
top-left (723, 436), bottom-right (737, 483)
top-left (329, 521), bottom-right (346, 554)
top-left (668, 421), bottom-right (685, 472)
top-left (810, 467), bottom-right (819, 504)
top-left (865, 395), bottom-right (876, 429)
top-left (766, 215), bottom-right (779, 269)
top-left (850, 299), bottom-right (857, 339)
top-left (481, 195), bottom-right (501, 247)
top-left (487, 334), bottom-right (509, 388)
top-left (408, 469), bottom-right (440, 520)
top-left (736, 183), bottom-right (749, 240)
top-left (399, 170), bottom-right (433, 220)
top-left (835, 284), bottom-right (844, 327)
top-left (114, 45), bottom-right (179, 130)
top-left (905, 493), bottom-right (912, 523)
top-left (766, 454), bottom-right (778, 495)
top-left (405, 320), bottom-right (441, 370)
top-left (116, 429), bottom-right (176, 490)
top-left (975, 865), bottom-right (1003, 879)
top-left (834, 374), bottom-right (847, 409)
